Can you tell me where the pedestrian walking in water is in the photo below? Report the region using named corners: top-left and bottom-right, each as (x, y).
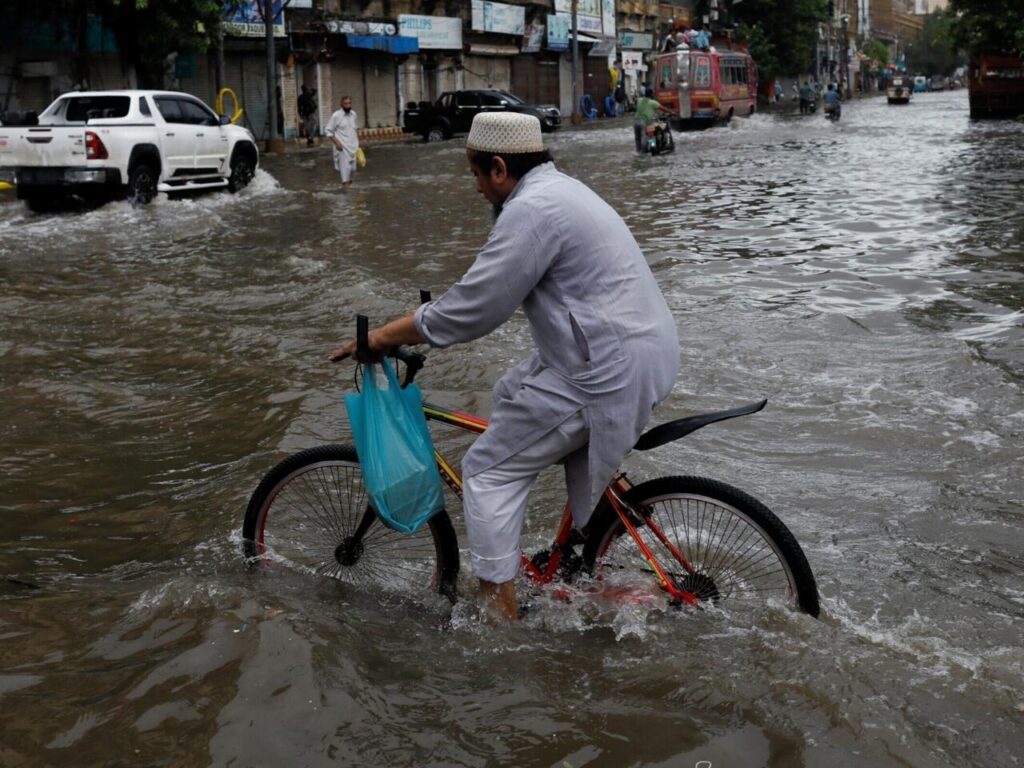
top-left (774, 79), bottom-right (782, 103)
top-left (298, 85), bottom-right (318, 146)
top-left (324, 95), bottom-right (360, 190)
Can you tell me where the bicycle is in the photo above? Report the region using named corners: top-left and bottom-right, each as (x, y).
top-left (242, 317), bottom-right (820, 618)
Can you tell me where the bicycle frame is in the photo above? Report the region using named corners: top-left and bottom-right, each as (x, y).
top-left (423, 401), bottom-right (702, 605)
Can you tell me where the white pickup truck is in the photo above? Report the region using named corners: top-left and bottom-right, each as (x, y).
top-left (0, 90), bottom-right (259, 211)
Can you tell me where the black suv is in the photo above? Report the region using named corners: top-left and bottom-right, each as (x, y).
top-left (403, 89), bottom-right (561, 142)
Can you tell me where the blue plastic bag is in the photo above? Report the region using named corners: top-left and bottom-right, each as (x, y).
top-left (344, 358), bottom-right (444, 533)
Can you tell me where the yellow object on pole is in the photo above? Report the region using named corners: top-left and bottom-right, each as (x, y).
top-left (215, 87), bottom-right (244, 124)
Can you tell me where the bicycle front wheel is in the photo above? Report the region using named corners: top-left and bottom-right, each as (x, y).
top-left (582, 476), bottom-right (819, 617)
top-left (242, 445), bottom-right (460, 602)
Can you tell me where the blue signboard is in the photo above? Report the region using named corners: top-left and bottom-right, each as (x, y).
top-left (547, 14), bottom-right (569, 51)
top-left (224, 0), bottom-right (286, 38)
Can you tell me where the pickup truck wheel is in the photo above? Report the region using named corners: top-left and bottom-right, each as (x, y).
top-left (24, 194), bottom-right (57, 214)
top-left (228, 153), bottom-right (255, 192)
top-left (424, 125), bottom-right (447, 142)
top-left (127, 163), bottom-right (157, 206)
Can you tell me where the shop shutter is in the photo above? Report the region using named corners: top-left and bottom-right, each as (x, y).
top-left (462, 56), bottom-right (511, 92)
top-left (512, 55), bottom-right (561, 105)
top-left (232, 53), bottom-right (269, 140)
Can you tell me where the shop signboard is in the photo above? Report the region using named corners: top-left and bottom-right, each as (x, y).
top-left (547, 14), bottom-right (569, 50)
top-left (398, 15), bottom-right (463, 49)
top-left (618, 31), bottom-right (653, 50)
top-left (471, 1), bottom-right (525, 36)
top-left (553, 0), bottom-right (603, 35)
top-left (622, 50), bottom-right (645, 72)
top-left (223, 0), bottom-right (285, 38)
top-left (601, 0), bottom-right (616, 39)
top-left (522, 21), bottom-right (545, 54)
top-left (325, 20), bottom-right (396, 35)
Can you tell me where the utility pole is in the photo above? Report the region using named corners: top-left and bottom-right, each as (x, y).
top-left (841, 9), bottom-right (851, 98)
top-left (263, 0), bottom-right (285, 153)
top-left (571, 0), bottom-right (581, 124)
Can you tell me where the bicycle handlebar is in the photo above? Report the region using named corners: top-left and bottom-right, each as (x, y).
top-left (349, 289), bottom-right (431, 387)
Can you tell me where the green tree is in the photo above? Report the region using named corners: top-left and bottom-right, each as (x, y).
top-left (100, 0), bottom-right (228, 87)
top-left (861, 38), bottom-right (889, 67)
top-left (906, 10), bottom-right (964, 75)
top-left (729, 0), bottom-right (829, 79)
top-left (5, 0), bottom-right (229, 88)
top-left (949, 0), bottom-right (1024, 59)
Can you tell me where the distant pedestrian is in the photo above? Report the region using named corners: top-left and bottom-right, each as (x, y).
top-left (799, 81), bottom-right (814, 114)
top-left (774, 79), bottom-right (782, 103)
top-left (275, 85), bottom-right (284, 137)
top-left (298, 85), bottom-right (318, 146)
top-left (324, 95), bottom-right (360, 190)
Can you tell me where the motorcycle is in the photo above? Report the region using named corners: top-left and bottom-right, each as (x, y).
top-left (644, 117), bottom-right (675, 156)
top-left (824, 102), bottom-right (841, 122)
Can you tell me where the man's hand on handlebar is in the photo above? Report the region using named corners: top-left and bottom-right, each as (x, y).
top-left (328, 328), bottom-right (386, 363)
top-left (328, 312), bottom-right (425, 364)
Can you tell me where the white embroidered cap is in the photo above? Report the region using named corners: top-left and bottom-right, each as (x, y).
top-left (466, 112), bottom-right (544, 154)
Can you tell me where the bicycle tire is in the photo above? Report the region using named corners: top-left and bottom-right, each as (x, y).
top-left (242, 444), bottom-right (460, 602)
top-left (582, 476), bottom-right (819, 617)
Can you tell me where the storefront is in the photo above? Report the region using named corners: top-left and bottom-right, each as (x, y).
top-left (511, 53), bottom-right (562, 106)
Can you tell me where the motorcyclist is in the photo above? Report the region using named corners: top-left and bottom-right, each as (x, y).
top-left (799, 81), bottom-right (815, 114)
top-left (823, 83), bottom-right (842, 120)
top-left (633, 86), bottom-right (668, 152)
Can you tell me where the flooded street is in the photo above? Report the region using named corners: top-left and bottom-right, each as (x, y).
top-left (1, 89), bottom-right (1022, 767)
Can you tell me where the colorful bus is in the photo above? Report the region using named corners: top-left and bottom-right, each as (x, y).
top-left (653, 42), bottom-right (757, 129)
top-left (968, 55), bottom-right (1024, 118)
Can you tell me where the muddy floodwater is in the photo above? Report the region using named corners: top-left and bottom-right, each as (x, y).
top-left (1, 90), bottom-right (1022, 767)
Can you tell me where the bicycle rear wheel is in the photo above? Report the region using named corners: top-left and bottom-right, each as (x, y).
top-left (582, 476), bottom-right (819, 617)
top-left (242, 444), bottom-right (460, 602)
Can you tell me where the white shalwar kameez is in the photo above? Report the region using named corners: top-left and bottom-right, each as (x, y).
top-left (324, 108), bottom-right (359, 183)
top-left (414, 162), bottom-right (679, 583)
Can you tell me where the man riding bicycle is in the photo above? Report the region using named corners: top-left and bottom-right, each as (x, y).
top-left (329, 113), bottom-right (678, 621)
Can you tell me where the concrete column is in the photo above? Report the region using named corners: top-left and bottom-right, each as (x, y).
top-left (280, 62), bottom-right (299, 139)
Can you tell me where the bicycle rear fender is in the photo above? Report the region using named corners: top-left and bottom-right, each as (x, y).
top-left (633, 399), bottom-right (767, 451)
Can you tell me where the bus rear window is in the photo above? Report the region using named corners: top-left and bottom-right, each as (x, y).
top-left (694, 57), bottom-right (711, 87)
top-left (64, 96), bottom-right (131, 122)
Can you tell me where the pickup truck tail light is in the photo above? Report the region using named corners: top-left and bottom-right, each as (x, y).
top-left (85, 131), bottom-right (108, 160)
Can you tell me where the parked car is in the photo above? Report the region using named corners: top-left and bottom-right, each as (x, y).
top-left (929, 76), bottom-right (949, 92)
top-left (0, 90), bottom-right (258, 212)
top-left (402, 89), bottom-right (561, 142)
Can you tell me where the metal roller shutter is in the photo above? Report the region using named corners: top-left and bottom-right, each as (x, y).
top-left (510, 55), bottom-right (560, 104)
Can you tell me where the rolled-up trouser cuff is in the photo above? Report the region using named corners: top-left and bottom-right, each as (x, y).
top-left (462, 411), bottom-right (589, 584)
top-left (468, 546), bottom-right (522, 584)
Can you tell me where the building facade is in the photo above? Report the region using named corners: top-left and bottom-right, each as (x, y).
top-left (1, 1), bottom-right (701, 140)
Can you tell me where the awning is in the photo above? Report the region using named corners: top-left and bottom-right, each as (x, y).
top-left (587, 37), bottom-right (616, 57)
top-left (467, 44), bottom-right (519, 57)
top-left (346, 34), bottom-right (418, 54)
